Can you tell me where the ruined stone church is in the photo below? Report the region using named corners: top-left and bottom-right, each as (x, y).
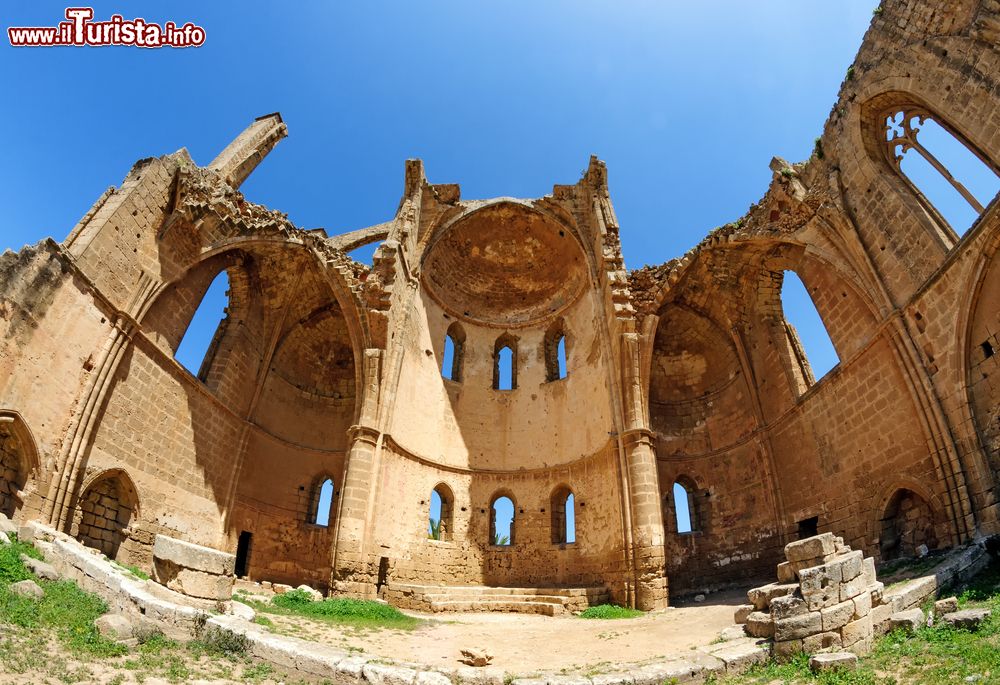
top-left (1, 0), bottom-right (999, 612)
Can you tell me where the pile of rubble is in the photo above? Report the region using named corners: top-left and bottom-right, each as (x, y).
top-left (735, 532), bottom-right (888, 658)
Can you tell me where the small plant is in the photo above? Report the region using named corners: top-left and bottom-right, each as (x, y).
top-left (492, 533), bottom-right (510, 545)
top-left (780, 167), bottom-right (795, 178)
top-left (191, 625), bottom-right (250, 658)
top-left (253, 615), bottom-right (274, 627)
top-left (578, 604), bottom-right (644, 619)
top-left (814, 137), bottom-right (825, 160)
top-left (873, 5), bottom-right (883, 15)
top-left (112, 560), bottom-right (150, 581)
top-left (428, 517), bottom-right (441, 540)
top-left (846, 65), bottom-right (856, 81)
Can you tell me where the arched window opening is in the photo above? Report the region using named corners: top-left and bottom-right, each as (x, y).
top-left (880, 488), bottom-right (938, 561)
top-left (313, 478), bottom-right (335, 527)
top-left (429, 484), bottom-right (453, 541)
top-left (780, 271), bottom-right (839, 382)
top-left (493, 334), bottom-right (518, 390)
top-left (490, 495), bottom-right (514, 546)
top-left (176, 270), bottom-right (230, 379)
top-left (885, 108), bottom-right (999, 236)
top-left (672, 481), bottom-right (695, 534)
top-left (551, 486), bottom-right (576, 544)
top-left (544, 321), bottom-right (569, 382)
top-left (442, 323), bottom-right (465, 382)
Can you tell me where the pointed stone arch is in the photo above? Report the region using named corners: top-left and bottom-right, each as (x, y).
top-left (0, 410), bottom-right (40, 520)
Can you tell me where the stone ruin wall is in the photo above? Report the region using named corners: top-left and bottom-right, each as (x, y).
top-left (0, 0), bottom-right (997, 608)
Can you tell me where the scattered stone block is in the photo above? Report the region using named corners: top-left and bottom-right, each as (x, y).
top-left (744, 611), bottom-right (774, 638)
top-left (20, 553), bottom-right (59, 581)
top-left (296, 584), bottom-right (323, 601)
top-left (852, 590), bottom-right (872, 618)
top-left (772, 638), bottom-right (804, 661)
top-left (775, 610), bottom-right (822, 641)
top-left (0, 514), bottom-right (16, 536)
top-left (839, 573), bottom-right (868, 602)
top-left (770, 594), bottom-right (808, 621)
top-left (862, 557), bottom-right (877, 585)
top-left (842, 614), bottom-right (873, 648)
top-left (152, 534), bottom-right (235, 602)
top-left (733, 603), bottom-right (754, 624)
top-left (694, 594), bottom-right (706, 602)
top-left (803, 631), bottom-right (842, 652)
top-left (784, 533), bottom-right (836, 563)
top-left (809, 652), bottom-right (858, 672)
top-left (889, 608), bottom-right (925, 633)
top-left (942, 609), bottom-right (991, 630)
top-left (0, 531), bottom-right (9, 545)
top-left (459, 648), bottom-right (493, 667)
top-left (709, 638), bottom-right (770, 672)
top-left (871, 603), bottom-right (894, 636)
top-left (777, 561), bottom-right (796, 583)
top-left (820, 599), bottom-right (856, 632)
top-left (10, 579), bottom-right (43, 599)
top-left (95, 614), bottom-right (133, 640)
top-left (935, 597), bottom-right (959, 614)
top-left (829, 551), bottom-right (864, 582)
top-left (748, 583), bottom-right (797, 611)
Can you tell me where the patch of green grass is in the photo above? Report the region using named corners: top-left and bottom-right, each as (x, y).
top-left (246, 589), bottom-right (420, 630)
top-left (0, 539), bottom-right (125, 657)
top-left (578, 604), bottom-right (644, 620)
top-left (253, 615), bottom-right (274, 628)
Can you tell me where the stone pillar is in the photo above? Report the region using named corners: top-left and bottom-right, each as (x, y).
top-left (620, 332), bottom-right (668, 610)
top-left (208, 113), bottom-right (287, 188)
top-left (623, 429), bottom-right (669, 610)
top-left (330, 349), bottom-right (383, 597)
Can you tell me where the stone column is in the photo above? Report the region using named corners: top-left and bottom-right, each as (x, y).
top-left (330, 349), bottom-right (383, 597)
top-left (620, 332), bottom-right (668, 610)
top-left (208, 113), bottom-right (288, 189)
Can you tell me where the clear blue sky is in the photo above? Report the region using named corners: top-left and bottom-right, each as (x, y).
top-left (10, 3), bottom-right (997, 401)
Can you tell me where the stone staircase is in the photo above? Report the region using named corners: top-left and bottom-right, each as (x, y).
top-left (385, 583), bottom-right (610, 616)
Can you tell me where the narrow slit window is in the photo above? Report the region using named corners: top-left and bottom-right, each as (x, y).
top-left (544, 321), bottom-right (568, 382)
top-left (442, 323), bottom-right (465, 382)
top-left (176, 270), bottom-right (230, 378)
top-left (557, 336), bottom-right (568, 379)
top-left (491, 496), bottom-right (514, 545)
top-left (780, 271), bottom-right (839, 382)
top-left (314, 478), bottom-right (334, 527)
top-left (550, 487), bottom-right (576, 544)
top-left (673, 481), bottom-right (693, 534)
top-left (886, 110), bottom-right (1000, 236)
top-left (429, 484), bottom-right (453, 541)
top-left (442, 336), bottom-right (455, 380)
top-left (497, 347), bottom-right (513, 389)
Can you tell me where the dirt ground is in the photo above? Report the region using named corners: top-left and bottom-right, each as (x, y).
top-left (260, 589), bottom-right (747, 675)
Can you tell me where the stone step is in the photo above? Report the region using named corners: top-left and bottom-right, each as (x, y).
top-left (428, 599), bottom-right (565, 616)
top-left (385, 583), bottom-right (609, 615)
top-left (390, 583), bottom-right (605, 598)
top-left (421, 593), bottom-right (567, 605)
